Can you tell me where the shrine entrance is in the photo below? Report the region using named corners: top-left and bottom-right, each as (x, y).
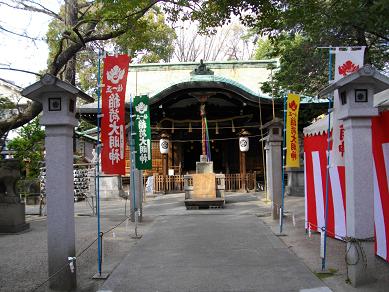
top-left (147, 62), bottom-right (275, 192)
top-left (79, 60), bottom-right (281, 193)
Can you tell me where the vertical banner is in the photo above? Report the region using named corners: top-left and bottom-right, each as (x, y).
top-left (134, 95), bottom-right (152, 170)
top-left (331, 47), bottom-right (365, 166)
top-left (101, 54), bottom-right (130, 175)
top-left (286, 93), bottom-right (300, 168)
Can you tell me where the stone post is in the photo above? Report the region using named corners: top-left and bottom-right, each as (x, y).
top-left (318, 65), bottom-right (389, 286)
top-left (263, 119), bottom-right (283, 219)
top-left (22, 74), bottom-right (93, 291)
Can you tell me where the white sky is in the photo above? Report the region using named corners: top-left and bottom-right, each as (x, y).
top-left (0, 1), bottom-right (62, 87)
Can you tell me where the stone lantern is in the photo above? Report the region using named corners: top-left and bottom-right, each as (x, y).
top-left (319, 65), bottom-right (389, 287)
top-left (22, 74), bottom-right (93, 291)
top-left (263, 118), bottom-right (283, 219)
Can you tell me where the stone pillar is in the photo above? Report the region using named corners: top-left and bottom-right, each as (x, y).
top-left (45, 125), bottom-right (77, 290)
top-left (264, 144), bottom-right (272, 200)
top-left (263, 119), bottom-right (283, 219)
top-left (21, 73), bottom-right (93, 291)
top-left (343, 117), bottom-right (375, 285)
top-left (317, 65), bottom-right (389, 286)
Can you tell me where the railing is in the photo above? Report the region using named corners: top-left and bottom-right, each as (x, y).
top-left (149, 173), bottom-right (256, 193)
top-left (153, 175), bottom-right (185, 193)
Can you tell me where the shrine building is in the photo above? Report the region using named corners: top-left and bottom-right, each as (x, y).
top-left (79, 60), bottom-right (326, 192)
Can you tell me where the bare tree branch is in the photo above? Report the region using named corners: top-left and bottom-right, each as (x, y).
top-left (0, 67), bottom-right (42, 77)
top-left (0, 0), bottom-right (63, 20)
top-left (0, 24), bottom-right (46, 41)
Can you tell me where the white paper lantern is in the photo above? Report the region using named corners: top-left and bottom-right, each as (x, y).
top-left (159, 138), bottom-right (169, 154)
top-left (239, 137), bottom-right (249, 152)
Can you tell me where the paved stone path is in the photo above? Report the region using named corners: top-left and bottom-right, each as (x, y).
top-left (101, 193), bottom-right (331, 292)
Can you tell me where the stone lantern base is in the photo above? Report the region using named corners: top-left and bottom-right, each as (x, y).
top-left (0, 204), bottom-right (30, 233)
top-left (0, 159), bottom-right (29, 234)
top-left (285, 167), bottom-right (305, 197)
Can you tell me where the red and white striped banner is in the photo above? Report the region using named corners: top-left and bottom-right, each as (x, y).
top-left (304, 111), bottom-right (389, 262)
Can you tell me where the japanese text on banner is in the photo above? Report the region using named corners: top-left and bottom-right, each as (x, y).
top-left (101, 54), bottom-right (130, 175)
top-left (134, 95), bottom-right (152, 170)
top-left (286, 93), bottom-right (300, 168)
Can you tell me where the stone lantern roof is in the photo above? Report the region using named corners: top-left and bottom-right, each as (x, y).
top-left (318, 65), bottom-right (389, 97)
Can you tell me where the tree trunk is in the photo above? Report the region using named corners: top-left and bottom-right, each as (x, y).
top-left (63, 0), bottom-right (78, 85)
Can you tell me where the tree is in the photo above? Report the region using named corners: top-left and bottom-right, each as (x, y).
top-left (0, 0), bottom-right (182, 141)
top-left (7, 117), bottom-right (45, 178)
top-left (191, 0), bottom-right (388, 94)
top-left (173, 21), bottom-right (255, 62)
top-left (255, 35), bottom-right (329, 97)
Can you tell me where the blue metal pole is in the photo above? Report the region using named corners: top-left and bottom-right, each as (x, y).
top-left (280, 93), bottom-right (287, 233)
top-left (322, 48), bottom-right (333, 271)
top-left (96, 50), bottom-right (102, 275)
top-left (129, 96), bottom-right (136, 215)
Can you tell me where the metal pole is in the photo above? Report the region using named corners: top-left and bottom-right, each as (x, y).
top-left (96, 50), bottom-right (102, 275)
top-left (322, 47), bottom-right (333, 271)
top-left (129, 96), bottom-right (138, 235)
top-left (258, 96), bottom-right (267, 200)
top-left (280, 93), bottom-right (287, 233)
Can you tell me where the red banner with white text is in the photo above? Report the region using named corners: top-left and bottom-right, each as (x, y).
top-left (101, 54), bottom-right (130, 175)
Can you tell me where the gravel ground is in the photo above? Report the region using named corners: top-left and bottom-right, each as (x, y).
top-left (0, 198), bottom-right (152, 292)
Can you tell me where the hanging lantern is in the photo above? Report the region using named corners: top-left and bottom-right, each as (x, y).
top-left (159, 138), bottom-right (169, 154)
top-left (239, 137), bottom-right (249, 152)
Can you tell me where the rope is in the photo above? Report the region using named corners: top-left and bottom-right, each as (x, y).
top-left (31, 214), bottom-right (132, 292)
top-left (305, 221), bottom-right (375, 283)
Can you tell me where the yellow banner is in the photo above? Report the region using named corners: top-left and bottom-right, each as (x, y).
top-left (286, 93), bottom-right (300, 168)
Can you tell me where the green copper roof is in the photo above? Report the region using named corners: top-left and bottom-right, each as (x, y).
top-left (129, 59), bottom-right (278, 71)
top-left (150, 73), bottom-right (265, 102)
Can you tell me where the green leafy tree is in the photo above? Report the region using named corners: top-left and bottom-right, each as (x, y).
top-left (7, 118), bottom-right (45, 178)
top-left (0, 0), bottom-right (180, 139)
top-left (193, 0), bottom-right (388, 95)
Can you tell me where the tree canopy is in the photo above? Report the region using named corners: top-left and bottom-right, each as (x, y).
top-left (0, 0), bottom-right (388, 139)
top-left (194, 0), bottom-right (388, 96)
top-left (7, 117), bottom-right (44, 178)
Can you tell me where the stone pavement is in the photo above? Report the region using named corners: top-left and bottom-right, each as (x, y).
top-left (2, 192), bottom-right (388, 291)
top-left (100, 193), bottom-right (330, 292)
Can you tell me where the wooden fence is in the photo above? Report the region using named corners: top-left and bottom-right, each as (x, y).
top-left (149, 173), bottom-right (256, 193)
